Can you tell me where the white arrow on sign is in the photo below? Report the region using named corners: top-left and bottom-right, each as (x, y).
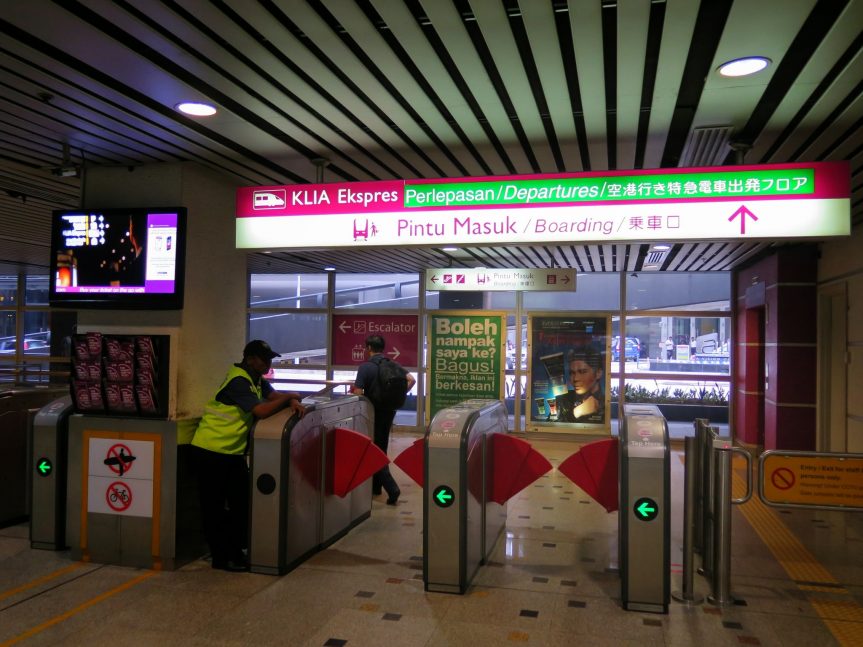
top-left (339, 321), bottom-right (351, 333)
top-left (388, 347), bottom-right (401, 361)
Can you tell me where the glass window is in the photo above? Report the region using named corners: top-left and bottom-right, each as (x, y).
top-left (249, 312), bottom-right (328, 365)
top-left (523, 273), bottom-right (619, 311)
top-left (269, 367), bottom-right (329, 394)
top-left (626, 272), bottom-right (730, 311)
top-left (25, 275), bottom-right (49, 305)
top-left (23, 311), bottom-right (50, 355)
top-left (0, 276), bottom-right (17, 306)
top-left (249, 274), bottom-right (329, 309)
top-left (0, 314), bottom-right (15, 362)
top-left (335, 273), bottom-right (419, 309)
top-left (612, 315), bottom-right (730, 376)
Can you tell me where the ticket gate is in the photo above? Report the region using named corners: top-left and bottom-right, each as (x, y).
top-left (29, 396), bottom-right (75, 549)
top-left (619, 403), bottom-right (670, 613)
top-left (424, 399), bottom-right (508, 594)
top-left (249, 394), bottom-right (373, 575)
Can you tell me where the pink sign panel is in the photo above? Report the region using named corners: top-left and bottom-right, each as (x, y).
top-left (332, 314), bottom-right (419, 367)
top-left (237, 180), bottom-right (405, 218)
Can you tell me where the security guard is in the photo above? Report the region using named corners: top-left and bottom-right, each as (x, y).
top-left (191, 339), bottom-right (305, 571)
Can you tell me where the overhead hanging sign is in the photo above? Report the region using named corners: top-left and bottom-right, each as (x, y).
top-left (236, 161), bottom-right (850, 249)
top-left (425, 268), bottom-right (576, 291)
top-left (331, 313), bottom-right (419, 366)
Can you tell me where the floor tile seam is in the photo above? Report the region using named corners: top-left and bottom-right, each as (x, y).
top-left (0, 562), bottom-right (87, 603)
top-left (730, 495), bottom-right (841, 585)
top-left (0, 569), bottom-right (157, 647)
top-left (731, 470), bottom-right (862, 646)
top-left (814, 616), bottom-right (863, 646)
top-left (731, 481), bottom-right (837, 583)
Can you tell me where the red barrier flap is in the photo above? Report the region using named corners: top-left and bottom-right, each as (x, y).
top-left (489, 433), bottom-right (552, 504)
top-left (392, 437), bottom-right (425, 488)
top-left (330, 427), bottom-right (390, 497)
top-left (558, 438), bottom-right (619, 512)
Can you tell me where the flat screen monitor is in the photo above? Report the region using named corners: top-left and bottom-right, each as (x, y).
top-left (49, 207), bottom-right (187, 309)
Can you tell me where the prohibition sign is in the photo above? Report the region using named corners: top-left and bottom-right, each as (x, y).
top-left (106, 481), bottom-right (133, 512)
top-left (104, 443), bottom-right (136, 476)
top-left (771, 467), bottom-right (796, 491)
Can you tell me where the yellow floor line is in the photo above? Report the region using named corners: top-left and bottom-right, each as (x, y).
top-left (732, 469), bottom-right (863, 647)
top-left (0, 570), bottom-right (157, 647)
top-left (0, 562), bottom-right (85, 602)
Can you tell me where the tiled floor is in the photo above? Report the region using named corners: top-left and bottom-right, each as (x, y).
top-left (1, 432), bottom-right (862, 646)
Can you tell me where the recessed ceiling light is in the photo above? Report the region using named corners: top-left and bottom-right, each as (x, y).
top-left (175, 101), bottom-right (217, 116)
top-left (717, 57), bottom-right (770, 77)
top-left (324, 266), bottom-right (336, 272)
top-left (442, 247), bottom-right (458, 252)
top-left (651, 244), bottom-right (671, 251)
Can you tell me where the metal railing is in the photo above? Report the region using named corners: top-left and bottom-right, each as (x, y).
top-left (675, 419), bottom-right (752, 607)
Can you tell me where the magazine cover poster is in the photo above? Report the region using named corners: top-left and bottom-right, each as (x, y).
top-left (528, 314), bottom-right (610, 433)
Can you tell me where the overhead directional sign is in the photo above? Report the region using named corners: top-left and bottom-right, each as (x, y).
top-left (331, 314), bottom-right (419, 366)
top-left (633, 497), bottom-right (659, 521)
top-left (236, 162), bottom-right (850, 249)
top-left (433, 485), bottom-right (455, 508)
top-left (425, 268), bottom-right (576, 292)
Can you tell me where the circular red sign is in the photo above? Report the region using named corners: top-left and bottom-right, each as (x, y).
top-left (105, 443), bottom-right (135, 475)
top-left (771, 467), bottom-right (796, 491)
top-left (106, 481), bottom-right (133, 511)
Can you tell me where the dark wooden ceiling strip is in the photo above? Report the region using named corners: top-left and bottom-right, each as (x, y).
top-left (660, 0), bottom-right (733, 167)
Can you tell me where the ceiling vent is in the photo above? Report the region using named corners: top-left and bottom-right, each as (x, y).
top-left (641, 247), bottom-right (669, 271)
top-left (679, 126), bottom-right (733, 167)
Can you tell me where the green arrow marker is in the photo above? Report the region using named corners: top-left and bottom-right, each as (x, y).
top-left (433, 485), bottom-right (455, 508)
top-left (633, 496), bottom-right (658, 521)
top-left (637, 501), bottom-right (655, 517)
top-left (36, 457), bottom-right (53, 477)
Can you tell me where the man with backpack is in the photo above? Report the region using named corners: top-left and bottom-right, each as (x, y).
top-left (352, 334), bottom-right (416, 505)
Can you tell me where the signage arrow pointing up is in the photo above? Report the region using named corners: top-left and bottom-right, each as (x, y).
top-left (728, 205), bottom-right (759, 235)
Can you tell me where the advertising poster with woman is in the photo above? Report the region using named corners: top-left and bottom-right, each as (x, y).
top-left (527, 314), bottom-right (610, 434)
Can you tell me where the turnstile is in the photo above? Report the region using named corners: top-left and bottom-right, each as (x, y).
top-left (424, 399), bottom-right (508, 594)
top-left (30, 396), bottom-right (74, 549)
top-left (248, 394), bottom-right (373, 575)
top-left (619, 403), bottom-right (670, 613)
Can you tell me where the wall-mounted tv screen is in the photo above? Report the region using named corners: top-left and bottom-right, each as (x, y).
top-left (49, 207), bottom-right (187, 309)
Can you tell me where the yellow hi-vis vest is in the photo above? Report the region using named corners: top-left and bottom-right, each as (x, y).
top-left (191, 365), bottom-right (262, 455)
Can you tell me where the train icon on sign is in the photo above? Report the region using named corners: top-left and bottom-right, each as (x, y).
top-left (253, 190), bottom-right (286, 209)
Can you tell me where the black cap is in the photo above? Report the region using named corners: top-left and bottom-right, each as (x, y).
top-left (243, 339), bottom-right (280, 360)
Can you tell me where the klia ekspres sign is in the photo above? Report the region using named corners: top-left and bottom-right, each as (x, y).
top-left (235, 161), bottom-right (850, 249)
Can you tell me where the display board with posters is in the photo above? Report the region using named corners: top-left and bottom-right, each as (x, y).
top-left (527, 314), bottom-right (610, 434)
top-left (427, 311), bottom-right (506, 421)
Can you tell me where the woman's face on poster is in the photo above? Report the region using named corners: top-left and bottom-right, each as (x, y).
top-left (569, 360), bottom-right (601, 395)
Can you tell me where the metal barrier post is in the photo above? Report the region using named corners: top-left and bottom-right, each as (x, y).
top-left (708, 441), bottom-right (752, 607)
top-left (692, 419), bottom-right (708, 554)
top-left (672, 436), bottom-right (704, 605)
top-left (708, 443), bottom-right (733, 605)
top-left (699, 425), bottom-right (721, 579)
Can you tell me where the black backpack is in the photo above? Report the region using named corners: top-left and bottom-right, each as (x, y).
top-left (366, 356), bottom-right (408, 410)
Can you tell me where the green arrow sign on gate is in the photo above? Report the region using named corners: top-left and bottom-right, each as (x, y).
top-left (633, 497), bottom-right (658, 521)
top-left (36, 457), bottom-right (53, 477)
top-left (433, 485), bottom-right (455, 508)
